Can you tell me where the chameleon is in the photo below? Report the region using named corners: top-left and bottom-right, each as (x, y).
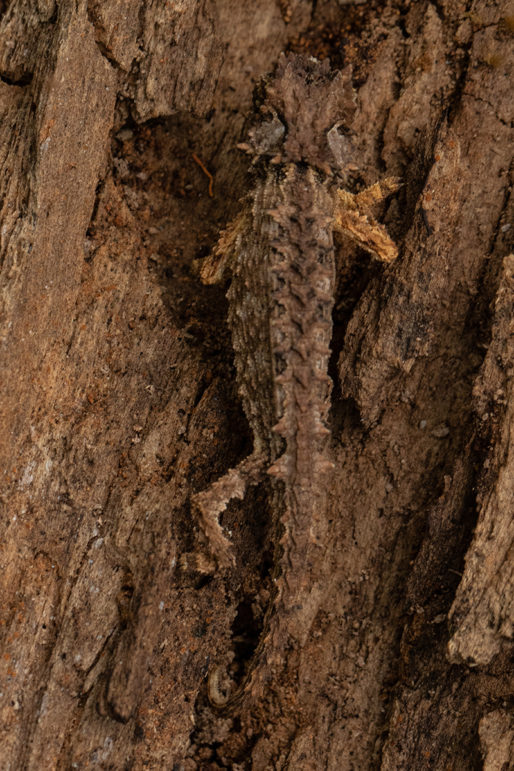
top-left (193, 53), bottom-right (400, 710)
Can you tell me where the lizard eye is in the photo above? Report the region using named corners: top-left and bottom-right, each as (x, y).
top-left (327, 122), bottom-right (353, 168)
top-left (247, 110), bottom-right (285, 157)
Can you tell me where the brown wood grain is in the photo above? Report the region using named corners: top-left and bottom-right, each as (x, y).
top-left (0, 1), bottom-right (512, 768)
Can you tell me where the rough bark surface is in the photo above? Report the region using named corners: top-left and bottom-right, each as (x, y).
top-left (0, 1), bottom-right (512, 769)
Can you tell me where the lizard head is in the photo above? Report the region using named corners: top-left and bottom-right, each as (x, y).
top-left (242, 53), bottom-right (357, 173)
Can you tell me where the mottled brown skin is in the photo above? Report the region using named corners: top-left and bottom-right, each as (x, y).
top-left (194, 54), bottom-right (399, 710)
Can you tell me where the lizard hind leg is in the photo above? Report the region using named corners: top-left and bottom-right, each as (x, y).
top-left (193, 453), bottom-right (266, 569)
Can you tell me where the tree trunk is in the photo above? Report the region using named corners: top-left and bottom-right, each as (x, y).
top-left (0, 0), bottom-right (512, 769)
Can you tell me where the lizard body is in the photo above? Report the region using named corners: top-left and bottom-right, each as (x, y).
top-left (194, 54), bottom-right (399, 710)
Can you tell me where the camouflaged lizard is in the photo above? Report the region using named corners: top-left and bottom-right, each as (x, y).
top-left (194, 53), bottom-right (400, 710)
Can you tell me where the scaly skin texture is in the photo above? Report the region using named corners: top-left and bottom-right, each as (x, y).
top-left (193, 54), bottom-right (400, 711)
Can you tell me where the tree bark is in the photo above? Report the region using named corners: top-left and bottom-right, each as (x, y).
top-left (0, 0), bottom-right (512, 769)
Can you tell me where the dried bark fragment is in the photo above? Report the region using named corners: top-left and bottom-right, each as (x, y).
top-left (479, 709), bottom-right (514, 770)
top-left (448, 254), bottom-right (514, 666)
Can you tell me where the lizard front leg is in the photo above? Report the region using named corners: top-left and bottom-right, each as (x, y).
top-left (334, 177), bottom-right (402, 263)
